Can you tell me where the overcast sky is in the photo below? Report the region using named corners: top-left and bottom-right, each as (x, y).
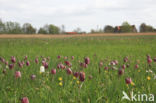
top-left (0, 0), bottom-right (156, 32)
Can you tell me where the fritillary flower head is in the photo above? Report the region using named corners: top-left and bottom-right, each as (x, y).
top-left (51, 69), bottom-right (56, 75)
top-left (58, 77), bottom-right (62, 81)
top-left (11, 56), bottom-right (16, 63)
top-left (84, 57), bottom-right (90, 65)
top-left (147, 76), bottom-right (151, 80)
top-left (125, 77), bottom-right (132, 84)
top-left (40, 66), bottom-right (45, 74)
top-left (79, 72), bottom-right (85, 82)
top-left (21, 97), bottom-right (29, 103)
top-left (15, 71), bottom-right (21, 78)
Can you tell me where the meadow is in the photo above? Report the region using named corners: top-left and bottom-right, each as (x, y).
top-left (0, 35), bottom-right (156, 103)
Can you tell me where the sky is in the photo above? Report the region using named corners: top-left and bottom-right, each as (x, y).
top-left (0, 0), bottom-right (156, 32)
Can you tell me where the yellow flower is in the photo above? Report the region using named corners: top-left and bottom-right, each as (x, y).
top-left (126, 84), bottom-right (129, 89)
top-left (76, 81), bottom-right (80, 84)
top-left (73, 77), bottom-right (76, 80)
top-left (131, 81), bottom-right (135, 86)
top-left (147, 76), bottom-right (151, 80)
top-left (138, 70), bottom-right (140, 72)
top-left (58, 77), bottom-right (62, 81)
top-left (59, 82), bottom-right (63, 86)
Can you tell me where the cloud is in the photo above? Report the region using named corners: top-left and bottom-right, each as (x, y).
top-left (0, 0), bottom-right (156, 32)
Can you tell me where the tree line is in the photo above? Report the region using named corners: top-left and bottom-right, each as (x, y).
top-left (92, 22), bottom-right (156, 33)
top-left (0, 19), bottom-right (156, 34)
top-left (0, 19), bottom-right (60, 34)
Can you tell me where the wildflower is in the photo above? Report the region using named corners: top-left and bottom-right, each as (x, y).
top-left (135, 64), bottom-right (139, 69)
top-left (124, 56), bottom-right (128, 62)
top-left (84, 57), bottom-right (90, 64)
top-left (15, 71), bottom-right (21, 78)
top-left (0, 57), bottom-right (5, 63)
top-left (99, 61), bottom-right (103, 67)
top-left (44, 62), bottom-right (48, 69)
top-left (110, 61), bottom-right (115, 66)
top-left (104, 67), bottom-right (108, 70)
top-left (18, 62), bottom-right (23, 68)
top-left (126, 64), bottom-right (130, 68)
top-left (65, 61), bottom-right (72, 67)
top-left (114, 60), bottom-right (118, 65)
top-left (146, 69), bottom-right (153, 73)
top-left (6, 65), bottom-right (9, 69)
top-left (73, 72), bottom-right (79, 78)
top-left (3, 69), bottom-right (7, 74)
top-left (51, 69), bottom-right (56, 75)
top-left (66, 68), bottom-right (72, 75)
top-left (118, 69), bottom-right (124, 76)
top-left (76, 80), bottom-right (80, 84)
top-left (57, 63), bottom-right (65, 69)
top-left (73, 76), bottom-right (76, 80)
top-left (122, 64), bottom-right (126, 69)
top-left (57, 55), bottom-right (61, 59)
top-left (35, 58), bottom-right (39, 64)
top-left (26, 61), bottom-right (30, 66)
top-left (149, 69), bottom-right (153, 73)
top-left (24, 56), bottom-right (28, 60)
top-left (125, 77), bottom-right (132, 84)
top-left (71, 56), bottom-right (74, 60)
top-left (80, 62), bottom-right (88, 68)
top-left (11, 56), bottom-right (16, 63)
top-left (59, 82), bottom-right (63, 86)
top-left (5, 61), bottom-right (8, 65)
top-left (131, 81), bottom-right (135, 86)
top-left (147, 58), bottom-right (152, 64)
top-left (9, 64), bottom-right (14, 70)
top-left (21, 97), bottom-right (29, 103)
top-left (58, 77), bottom-right (62, 81)
top-left (40, 66), bottom-right (45, 74)
top-left (64, 56), bottom-right (68, 59)
top-left (147, 76), bottom-right (151, 80)
top-left (30, 75), bottom-right (36, 80)
top-left (112, 66), bottom-right (118, 70)
top-left (79, 72), bottom-right (85, 82)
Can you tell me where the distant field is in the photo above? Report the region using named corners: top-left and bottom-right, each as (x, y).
top-left (0, 33), bottom-right (156, 38)
top-left (0, 35), bottom-right (156, 103)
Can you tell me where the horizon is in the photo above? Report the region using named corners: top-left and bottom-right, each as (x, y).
top-left (0, 0), bottom-right (156, 32)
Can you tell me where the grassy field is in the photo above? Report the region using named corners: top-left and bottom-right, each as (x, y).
top-left (0, 35), bottom-right (156, 103)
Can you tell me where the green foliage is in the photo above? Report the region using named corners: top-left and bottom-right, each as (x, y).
top-left (140, 23), bottom-right (155, 32)
top-left (38, 28), bottom-right (48, 34)
top-left (120, 21), bottom-right (133, 33)
top-left (0, 19), bottom-right (5, 34)
top-left (22, 23), bottom-right (36, 34)
top-left (1, 21), bottom-right (22, 34)
top-left (0, 18), bottom-right (156, 34)
top-left (0, 36), bottom-right (156, 102)
top-left (38, 24), bottom-right (60, 34)
top-left (104, 25), bottom-right (114, 33)
top-left (48, 24), bottom-right (60, 34)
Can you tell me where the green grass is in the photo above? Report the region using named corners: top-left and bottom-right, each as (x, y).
top-left (0, 35), bottom-right (156, 103)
